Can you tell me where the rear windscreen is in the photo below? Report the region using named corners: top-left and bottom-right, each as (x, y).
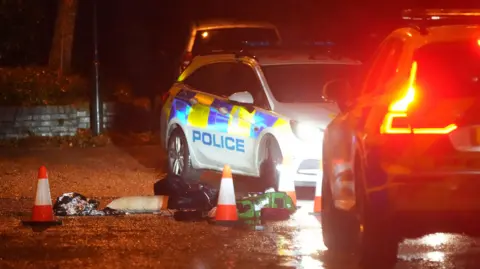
top-left (414, 40), bottom-right (480, 99)
top-left (191, 28), bottom-right (280, 55)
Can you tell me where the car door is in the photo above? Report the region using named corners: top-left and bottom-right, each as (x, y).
top-left (325, 37), bottom-right (405, 207)
top-left (212, 62), bottom-right (270, 173)
top-left (328, 37), bottom-right (405, 165)
top-left (180, 63), bottom-right (232, 169)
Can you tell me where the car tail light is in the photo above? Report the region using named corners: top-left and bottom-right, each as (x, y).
top-left (180, 52), bottom-right (193, 73)
top-left (380, 61), bottom-right (458, 135)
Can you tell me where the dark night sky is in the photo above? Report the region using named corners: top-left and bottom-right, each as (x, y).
top-left (77, 0), bottom-right (404, 97)
top-left (5, 0), bottom-right (480, 98)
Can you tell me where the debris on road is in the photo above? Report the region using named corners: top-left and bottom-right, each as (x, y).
top-left (209, 191), bottom-right (297, 221)
top-left (52, 172), bottom-right (296, 224)
top-left (53, 192), bottom-right (124, 216)
top-left (153, 174), bottom-right (218, 211)
top-left (106, 195), bottom-right (169, 214)
top-left (53, 174), bottom-right (218, 216)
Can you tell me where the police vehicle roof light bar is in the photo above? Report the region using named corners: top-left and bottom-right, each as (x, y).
top-left (197, 49), bottom-right (257, 58)
top-left (402, 9), bottom-right (480, 20)
top-left (402, 9), bottom-right (480, 35)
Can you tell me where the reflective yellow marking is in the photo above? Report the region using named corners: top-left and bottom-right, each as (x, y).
top-left (272, 118), bottom-right (289, 133)
top-left (194, 93), bottom-right (215, 106)
top-left (187, 104), bottom-right (210, 128)
top-left (227, 106), bottom-right (254, 137)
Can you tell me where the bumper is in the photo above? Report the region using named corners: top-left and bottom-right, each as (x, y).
top-left (387, 172), bottom-right (480, 212)
top-left (287, 139), bottom-right (322, 187)
top-left (366, 145), bottom-right (480, 236)
top-left (294, 172), bottom-right (322, 187)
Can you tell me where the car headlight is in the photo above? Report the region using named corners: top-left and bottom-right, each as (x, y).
top-left (290, 121), bottom-right (324, 142)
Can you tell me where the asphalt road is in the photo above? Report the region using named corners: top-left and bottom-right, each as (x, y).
top-left (1, 145), bottom-right (480, 269)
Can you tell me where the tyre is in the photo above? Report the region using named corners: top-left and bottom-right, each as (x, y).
top-left (321, 159), bottom-right (359, 252)
top-left (355, 158), bottom-right (398, 269)
top-left (321, 155), bottom-right (398, 268)
top-left (259, 138), bottom-right (282, 191)
top-left (167, 128), bottom-right (201, 182)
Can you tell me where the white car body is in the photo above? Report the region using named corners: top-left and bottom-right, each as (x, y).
top-left (161, 49), bottom-right (361, 186)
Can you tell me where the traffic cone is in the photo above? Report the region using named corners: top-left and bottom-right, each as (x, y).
top-left (215, 164), bottom-right (238, 225)
top-left (22, 166), bottom-right (62, 227)
top-left (311, 175), bottom-right (322, 216)
top-left (278, 156), bottom-right (297, 206)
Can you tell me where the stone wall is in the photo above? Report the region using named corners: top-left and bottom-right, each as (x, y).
top-left (0, 103), bottom-right (115, 139)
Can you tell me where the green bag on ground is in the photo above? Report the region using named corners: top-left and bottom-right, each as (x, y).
top-left (236, 192), bottom-right (296, 220)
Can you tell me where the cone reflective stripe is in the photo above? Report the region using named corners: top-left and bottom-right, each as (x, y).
top-left (313, 176), bottom-right (322, 214)
top-left (23, 166), bottom-right (62, 226)
top-left (215, 164), bottom-right (238, 223)
top-left (278, 156), bottom-right (297, 206)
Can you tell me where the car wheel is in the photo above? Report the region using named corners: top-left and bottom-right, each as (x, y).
top-left (321, 157), bottom-right (359, 252)
top-left (355, 158), bottom-right (399, 268)
top-left (167, 128), bottom-right (201, 182)
top-left (259, 138), bottom-right (282, 191)
top-left (322, 156), bottom-right (399, 268)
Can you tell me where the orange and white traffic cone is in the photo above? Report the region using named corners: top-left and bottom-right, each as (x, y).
top-left (215, 164), bottom-right (238, 225)
top-left (311, 175), bottom-right (322, 216)
top-left (22, 166), bottom-right (62, 226)
top-left (278, 156), bottom-right (297, 206)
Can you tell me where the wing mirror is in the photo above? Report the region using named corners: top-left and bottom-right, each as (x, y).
top-left (228, 91), bottom-right (254, 104)
top-left (323, 79), bottom-right (354, 113)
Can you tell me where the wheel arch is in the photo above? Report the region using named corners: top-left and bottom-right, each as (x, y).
top-left (255, 132), bottom-right (282, 173)
top-left (166, 122), bottom-right (184, 148)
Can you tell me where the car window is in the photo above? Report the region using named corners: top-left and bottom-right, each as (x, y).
top-left (191, 28), bottom-right (279, 55)
top-left (228, 63), bottom-right (270, 109)
top-left (413, 40), bottom-right (480, 99)
top-left (262, 64), bottom-right (360, 103)
top-left (362, 38), bottom-right (404, 95)
top-left (183, 62), bottom-right (236, 97)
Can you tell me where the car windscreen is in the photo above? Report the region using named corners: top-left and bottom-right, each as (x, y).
top-left (414, 40), bottom-right (480, 99)
top-left (191, 28), bottom-right (279, 55)
top-left (262, 64), bottom-right (360, 103)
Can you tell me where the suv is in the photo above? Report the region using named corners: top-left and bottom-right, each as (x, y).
top-left (161, 47), bottom-right (361, 190)
top-left (177, 19), bottom-right (282, 76)
top-left (321, 9), bottom-right (480, 268)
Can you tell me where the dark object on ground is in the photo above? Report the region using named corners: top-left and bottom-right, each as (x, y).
top-left (53, 192), bottom-right (124, 216)
top-left (173, 210), bottom-right (207, 222)
top-left (260, 208), bottom-right (291, 221)
top-left (154, 174), bottom-right (218, 211)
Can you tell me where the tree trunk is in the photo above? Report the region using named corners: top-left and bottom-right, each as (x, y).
top-left (49, 0), bottom-right (78, 76)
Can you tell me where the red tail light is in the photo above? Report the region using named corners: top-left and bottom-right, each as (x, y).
top-left (180, 52), bottom-right (193, 73)
top-left (380, 61), bottom-right (457, 135)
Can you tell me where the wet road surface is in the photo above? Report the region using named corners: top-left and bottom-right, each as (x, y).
top-left (1, 145), bottom-right (480, 268)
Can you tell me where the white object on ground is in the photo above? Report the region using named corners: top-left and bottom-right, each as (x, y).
top-left (208, 207), bottom-right (216, 218)
top-left (264, 188), bottom-right (275, 193)
top-left (106, 195), bottom-right (169, 213)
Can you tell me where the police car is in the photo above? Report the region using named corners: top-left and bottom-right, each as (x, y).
top-left (160, 46), bottom-right (361, 190)
top-left (178, 19), bottom-right (282, 76)
top-left (321, 9), bottom-right (480, 268)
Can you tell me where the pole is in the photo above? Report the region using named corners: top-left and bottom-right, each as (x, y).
top-left (91, 0), bottom-right (102, 135)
